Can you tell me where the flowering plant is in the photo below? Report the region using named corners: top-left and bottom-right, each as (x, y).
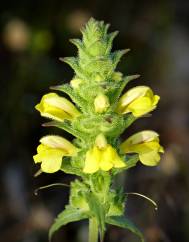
top-left (33, 18), bottom-right (163, 242)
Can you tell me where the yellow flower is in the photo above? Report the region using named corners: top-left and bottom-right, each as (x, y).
top-left (33, 135), bottom-right (77, 173)
top-left (83, 135), bottom-right (125, 174)
top-left (94, 94), bottom-right (110, 113)
top-left (35, 92), bottom-right (81, 121)
top-left (116, 86), bottom-right (160, 117)
top-left (120, 130), bottom-right (164, 166)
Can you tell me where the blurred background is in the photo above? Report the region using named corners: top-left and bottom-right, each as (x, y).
top-left (0, 0), bottom-right (189, 242)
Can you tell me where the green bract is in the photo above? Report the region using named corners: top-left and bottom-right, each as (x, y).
top-left (33, 18), bottom-right (164, 242)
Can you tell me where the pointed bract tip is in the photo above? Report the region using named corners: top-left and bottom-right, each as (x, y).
top-left (59, 57), bottom-right (65, 62)
top-left (124, 48), bottom-right (131, 54)
top-left (42, 121), bottom-right (55, 127)
top-left (49, 85), bottom-right (62, 90)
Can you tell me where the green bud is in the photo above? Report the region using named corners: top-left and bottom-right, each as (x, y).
top-left (94, 93), bottom-right (110, 113)
top-left (95, 134), bottom-right (107, 149)
top-left (70, 78), bottom-right (83, 88)
top-left (112, 72), bottom-right (123, 81)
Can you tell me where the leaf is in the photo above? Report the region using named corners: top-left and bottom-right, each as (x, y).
top-left (42, 120), bottom-right (85, 140)
top-left (123, 114), bottom-right (136, 130)
top-left (50, 84), bottom-right (87, 111)
top-left (105, 31), bottom-right (119, 54)
top-left (49, 206), bottom-right (89, 240)
top-left (87, 193), bottom-right (106, 240)
top-left (111, 74), bottom-right (140, 106)
top-left (61, 157), bottom-right (83, 176)
top-left (59, 57), bottom-right (87, 79)
top-left (111, 49), bottom-right (130, 68)
top-left (106, 216), bottom-right (145, 242)
top-left (125, 154), bottom-right (139, 169)
top-left (69, 38), bottom-right (83, 49)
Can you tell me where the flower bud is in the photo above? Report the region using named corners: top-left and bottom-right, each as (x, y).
top-left (95, 133), bottom-right (107, 149)
top-left (112, 72), bottom-right (122, 81)
top-left (94, 93), bottom-right (110, 113)
top-left (70, 78), bottom-right (83, 88)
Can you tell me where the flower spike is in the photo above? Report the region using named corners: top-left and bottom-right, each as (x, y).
top-left (33, 18), bottom-right (164, 242)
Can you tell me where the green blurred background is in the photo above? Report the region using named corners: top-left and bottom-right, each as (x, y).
top-left (1, 1), bottom-right (189, 242)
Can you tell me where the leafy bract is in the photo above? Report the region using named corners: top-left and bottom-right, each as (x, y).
top-left (106, 216), bottom-right (145, 242)
top-left (49, 206), bottom-right (89, 240)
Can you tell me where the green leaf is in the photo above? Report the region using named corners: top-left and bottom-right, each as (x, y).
top-left (61, 157), bottom-right (83, 176)
top-left (42, 120), bottom-right (85, 140)
top-left (106, 216), bottom-right (145, 242)
top-left (50, 84), bottom-right (87, 111)
top-left (105, 31), bottom-right (119, 54)
top-left (123, 114), bottom-right (136, 130)
top-left (49, 206), bottom-right (89, 240)
top-left (69, 38), bottom-right (83, 49)
top-left (59, 57), bottom-right (87, 79)
top-left (125, 154), bottom-right (139, 169)
top-left (111, 49), bottom-right (130, 68)
top-left (111, 74), bottom-right (140, 106)
top-left (87, 193), bottom-right (106, 240)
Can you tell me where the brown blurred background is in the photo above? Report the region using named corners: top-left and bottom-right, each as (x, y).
top-left (0, 1), bottom-right (189, 242)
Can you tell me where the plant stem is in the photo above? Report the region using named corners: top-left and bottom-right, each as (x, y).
top-left (89, 217), bottom-right (98, 242)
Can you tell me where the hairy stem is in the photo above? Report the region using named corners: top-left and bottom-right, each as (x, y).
top-left (89, 217), bottom-right (99, 242)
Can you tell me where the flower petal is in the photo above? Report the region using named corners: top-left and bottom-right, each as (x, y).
top-left (113, 157), bottom-right (126, 168)
top-left (139, 151), bottom-right (160, 166)
top-left (99, 159), bottom-right (113, 171)
top-left (153, 95), bottom-right (160, 106)
top-left (127, 97), bottom-right (153, 117)
top-left (35, 93), bottom-right (80, 121)
top-left (118, 86), bottom-right (150, 108)
top-left (120, 131), bottom-right (159, 152)
top-left (35, 103), bottom-right (71, 121)
top-left (33, 144), bottom-right (65, 173)
top-left (116, 86), bottom-right (159, 117)
top-left (40, 149), bottom-right (64, 173)
top-left (100, 145), bottom-right (125, 170)
top-left (83, 147), bottom-right (100, 174)
top-left (126, 142), bottom-right (161, 154)
top-left (40, 135), bottom-right (77, 155)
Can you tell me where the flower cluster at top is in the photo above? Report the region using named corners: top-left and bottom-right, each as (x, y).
top-left (33, 19), bottom-right (163, 176)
